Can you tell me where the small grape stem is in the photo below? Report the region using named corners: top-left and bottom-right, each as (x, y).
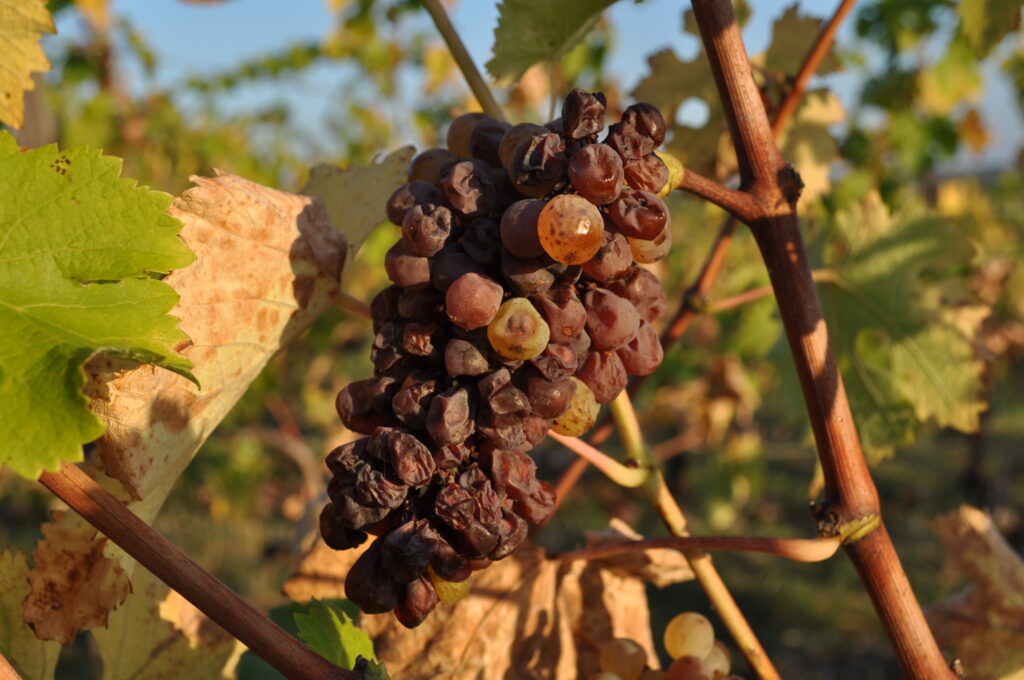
top-left (421, 0), bottom-right (507, 122)
top-left (37, 464), bottom-right (359, 680)
top-left (705, 269), bottom-right (832, 314)
top-left (677, 169), bottom-right (759, 223)
top-left (558, 534), bottom-right (841, 563)
top-left (547, 431), bottom-right (648, 487)
top-left (337, 291), bottom-right (372, 319)
top-left (609, 392), bottom-right (782, 680)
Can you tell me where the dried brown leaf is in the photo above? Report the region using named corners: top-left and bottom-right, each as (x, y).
top-left (23, 512), bottom-right (132, 644)
top-left (284, 521), bottom-right (693, 679)
top-left (27, 172), bottom-right (347, 643)
top-left (927, 505), bottom-right (1024, 680)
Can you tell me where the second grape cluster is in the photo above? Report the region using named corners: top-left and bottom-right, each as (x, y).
top-left (321, 89), bottom-right (677, 627)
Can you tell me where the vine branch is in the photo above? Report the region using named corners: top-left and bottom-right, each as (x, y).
top-left (678, 168), bottom-right (758, 222)
top-left (558, 534), bottom-right (841, 564)
top-left (689, 1), bottom-right (952, 676)
top-left (37, 464), bottom-right (358, 680)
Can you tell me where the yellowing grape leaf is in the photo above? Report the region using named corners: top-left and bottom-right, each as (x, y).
top-left (301, 146), bottom-right (413, 267)
top-left (93, 566), bottom-right (241, 680)
top-left (820, 192), bottom-right (988, 459)
top-left (779, 89), bottom-right (844, 206)
top-left (487, 0), bottom-right (625, 85)
top-left (764, 4), bottom-right (841, 77)
top-left (0, 131), bottom-right (194, 480)
top-left (0, 550), bottom-right (60, 679)
top-left (23, 511), bottom-right (132, 644)
top-left (284, 521), bottom-right (692, 680)
top-left (632, 46), bottom-right (726, 178)
top-left (28, 170), bottom-right (352, 645)
top-left (928, 506), bottom-right (1024, 680)
top-left (958, 0), bottom-right (1022, 58)
top-left (0, 0), bottom-right (54, 128)
top-left (959, 108), bottom-right (992, 153)
top-left (294, 599), bottom-right (375, 670)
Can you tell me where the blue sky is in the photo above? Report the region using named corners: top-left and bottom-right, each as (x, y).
top-left (51, 0), bottom-right (1023, 170)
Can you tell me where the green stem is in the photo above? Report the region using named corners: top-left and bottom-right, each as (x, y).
top-left (421, 0), bottom-right (507, 121)
top-left (608, 392), bottom-right (781, 679)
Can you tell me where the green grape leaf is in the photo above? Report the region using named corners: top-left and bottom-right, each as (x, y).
top-left (958, 0), bottom-right (1022, 58)
top-left (918, 36), bottom-right (983, 115)
top-left (294, 599), bottom-right (376, 670)
top-left (0, 0), bottom-right (55, 128)
top-left (765, 4), bottom-right (841, 76)
top-left (0, 132), bottom-right (194, 479)
top-left (820, 192), bottom-right (988, 460)
top-left (487, 0), bottom-right (631, 84)
top-left (0, 550), bottom-right (60, 680)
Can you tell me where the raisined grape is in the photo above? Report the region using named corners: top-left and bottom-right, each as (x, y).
top-left (387, 180), bottom-right (442, 226)
top-left (444, 338), bottom-right (490, 377)
top-left (628, 224), bottom-right (672, 264)
top-left (577, 350), bottom-right (628, 404)
top-left (440, 159), bottom-right (496, 217)
top-left (568, 143), bottom-right (623, 205)
top-left (584, 288), bottom-right (640, 351)
top-left (606, 266), bottom-right (669, 323)
top-left (469, 116), bottom-right (511, 167)
top-left (401, 203), bottom-right (453, 257)
top-left (562, 88), bottom-right (607, 140)
top-left (385, 240), bottom-right (431, 290)
top-left (624, 152), bottom-right (669, 194)
top-left (581, 228), bottom-right (633, 283)
top-left (608, 189), bottom-right (670, 240)
top-left (408, 147), bottom-right (458, 184)
top-left (499, 122), bottom-right (548, 169)
top-left (616, 320), bottom-right (663, 376)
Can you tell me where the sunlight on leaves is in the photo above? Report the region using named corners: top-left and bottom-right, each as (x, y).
top-left (0, 550), bottom-right (59, 680)
top-left (0, 132), bottom-right (194, 479)
top-left (0, 0), bottom-right (54, 128)
top-left (294, 599), bottom-right (376, 670)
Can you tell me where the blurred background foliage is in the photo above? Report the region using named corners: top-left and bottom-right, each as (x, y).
top-left (1, 0), bottom-right (1022, 678)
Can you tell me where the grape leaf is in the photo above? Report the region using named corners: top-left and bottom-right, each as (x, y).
top-left (0, 131), bottom-right (194, 479)
top-left (294, 599), bottom-right (376, 670)
top-left (487, 0), bottom-right (633, 84)
top-left (928, 506), bottom-right (1024, 680)
top-left (92, 566), bottom-right (240, 680)
top-left (820, 192), bottom-right (988, 459)
top-left (27, 171), bottom-right (349, 645)
top-left (958, 0), bottom-right (1022, 58)
top-left (0, 550), bottom-right (60, 680)
top-left (918, 37), bottom-right (983, 116)
top-left (23, 511), bottom-right (131, 644)
top-left (764, 4), bottom-right (841, 77)
top-left (301, 146), bottom-right (413, 266)
top-left (779, 89), bottom-right (845, 206)
top-left (0, 0), bottom-right (55, 128)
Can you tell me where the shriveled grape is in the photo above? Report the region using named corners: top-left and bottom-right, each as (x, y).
top-left (550, 377), bottom-right (600, 436)
top-left (487, 297), bottom-right (550, 360)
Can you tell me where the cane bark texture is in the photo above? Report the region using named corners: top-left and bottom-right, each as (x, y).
top-left (688, 1), bottom-right (954, 677)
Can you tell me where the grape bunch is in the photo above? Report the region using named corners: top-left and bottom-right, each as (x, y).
top-left (320, 89), bottom-right (677, 627)
top-left (591, 612), bottom-right (742, 680)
